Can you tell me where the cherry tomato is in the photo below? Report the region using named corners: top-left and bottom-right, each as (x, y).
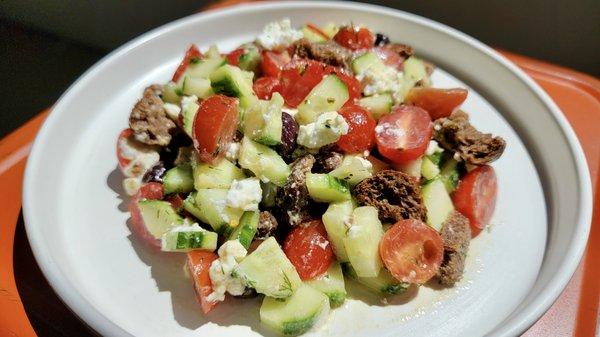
top-left (452, 165), bottom-right (498, 237)
top-left (172, 45), bottom-right (202, 82)
top-left (324, 67), bottom-right (361, 107)
top-left (372, 47), bottom-right (404, 70)
top-left (192, 95), bottom-right (239, 164)
top-left (129, 182), bottom-right (164, 248)
top-left (280, 59), bottom-right (327, 107)
top-left (336, 105), bottom-right (376, 153)
top-left (333, 26), bottom-right (375, 50)
top-left (187, 250), bottom-right (219, 314)
top-left (283, 220), bottom-right (334, 280)
top-left (306, 23), bottom-right (330, 40)
top-left (166, 194), bottom-right (185, 212)
top-left (253, 76), bottom-right (282, 100)
top-left (379, 219), bottom-right (444, 284)
top-left (375, 105), bottom-right (433, 164)
top-left (405, 87), bottom-right (468, 120)
top-left (261, 50), bottom-right (291, 77)
top-left (226, 48), bottom-right (245, 66)
top-left (116, 128), bottom-right (134, 172)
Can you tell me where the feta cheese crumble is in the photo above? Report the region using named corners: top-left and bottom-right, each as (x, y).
top-left (163, 103), bottom-right (181, 121)
top-left (356, 64), bottom-right (403, 100)
top-left (257, 18), bottom-right (303, 50)
top-left (225, 142), bottom-right (241, 162)
top-left (375, 122), bottom-right (404, 139)
top-left (297, 111), bottom-right (349, 149)
top-left (226, 178), bottom-right (263, 211)
top-left (425, 140), bottom-right (443, 156)
top-left (207, 240), bottom-right (248, 302)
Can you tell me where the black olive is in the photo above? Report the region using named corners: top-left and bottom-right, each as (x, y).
top-left (276, 112), bottom-right (298, 162)
top-left (374, 33), bottom-right (390, 46)
top-left (142, 161), bottom-right (166, 183)
top-left (160, 132), bottom-right (192, 168)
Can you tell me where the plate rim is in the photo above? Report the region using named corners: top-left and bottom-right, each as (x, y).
top-left (22, 2), bottom-right (593, 336)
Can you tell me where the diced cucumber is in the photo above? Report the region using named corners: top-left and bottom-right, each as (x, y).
top-left (181, 96), bottom-right (199, 137)
top-left (297, 74), bottom-right (349, 125)
top-left (163, 164), bottom-right (194, 195)
top-left (137, 200), bottom-right (183, 239)
top-left (301, 26), bottom-right (328, 42)
top-left (343, 206), bottom-right (384, 277)
top-left (243, 93), bottom-right (284, 146)
top-left (342, 263), bottom-right (409, 296)
top-left (306, 262), bottom-right (347, 307)
top-left (421, 178), bottom-right (454, 231)
top-left (428, 151), bottom-right (443, 165)
top-left (193, 158), bottom-right (245, 190)
top-left (237, 45), bottom-right (261, 74)
top-left (321, 23), bottom-right (339, 39)
top-left (260, 181), bottom-right (278, 207)
top-left (322, 200), bottom-right (354, 262)
top-left (161, 224), bottom-right (218, 252)
top-left (194, 189), bottom-right (244, 234)
top-left (205, 44), bottom-right (221, 59)
top-left (182, 192), bottom-right (204, 221)
top-left (228, 211), bottom-right (259, 249)
top-left (162, 82), bottom-right (180, 103)
top-left (234, 237), bottom-right (302, 298)
top-left (329, 155), bottom-right (373, 187)
top-left (440, 158), bottom-right (460, 193)
top-left (181, 75), bottom-right (213, 98)
top-left (260, 284), bottom-right (330, 336)
top-left (403, 56), bottom-right (429, 86)
top-left (358, 94), bottom-right (393, 120)
top-left (351, 52), bottom-right (387, 76)
top-left (210, 64), bottom-right (258, 109)
top-left (187, 56), bottom-right (226, 79)
top-left (306, 173), bottom-right (351, 203)
top-left (421, 156), bottom-right (441, 180)
top-left (238, 137), bottom-right (290, 186)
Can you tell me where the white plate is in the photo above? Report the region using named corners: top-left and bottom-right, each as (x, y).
top-left (23, 2), bottom-right (592, 337)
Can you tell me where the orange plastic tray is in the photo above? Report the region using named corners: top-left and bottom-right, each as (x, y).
top-left (0, 32), bottom-right (598, 337)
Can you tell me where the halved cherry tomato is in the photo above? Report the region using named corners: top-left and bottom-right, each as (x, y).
top-left (187, 250), bottom-right (219, 314)
top-left (379, 219), bottom-right (444, 284)
top-left (226, 48), bottom-right (245, 66)
top-left (280, 59), bottom-right (327, 107)
top-left (405, 87), bottom-right (468, 120)
top-left (172, 45), bottom-right (202, 82)
top-left (253, 76), bottom-right (282, 100)
top-left (375, 105), bottom-right (433, 164)
top-left (306, 23), bottom-right (330, 40)
top-left (129, 182), bottom-right (164, 248)
top-left (372, 47), bottom-right (404, 70)
top-left (283, 220), bottom-right (334, 280)
top-left (166, 194), bottom-right (185, 212)
top-left (192, 95), bottom-right (239, 164)
top-left (336, 105), bottom-right (376, 153)
top-left (261, 50), bottom-right (291, 77)
top-left (116, 128), bottom-right (134, 172)
top-left (452, 165), bottom-right (498, 237)
top-left (333, 26), bottom-right (374, 50)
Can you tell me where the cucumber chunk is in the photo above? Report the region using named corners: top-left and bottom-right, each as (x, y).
top-left (260, 284), bottom-right (330, 336)
top-left (162, 82), bottom-right (180, 103)
top-left (243, 93), bottom-right (284, 146)
top-left (163, 164), bottom-right (194, 195)
top-left (260, 181), bottom-right (278, 207)
top-left (297, 74), bottom-right (349, 125)
top-left (194, 189), bottom-right (244, 234)
top-left (301, 26), bottom-right (328, 42)
top-left (396, 56), bottom-right (430, 101)
top-left (421, 156), bottom-right (441, 181)
top-left (342, 263), bottom-right (409, 296)
top-left (181, 75), bottom-right (213, 98)
top-left (306, 173), bottom-right (351, 203)
top-left (187, 56), bottom-right (226, 79)
top-left (421, 178), bottom-right (454, 231)
top-left (321, 23), bottom-right (339, 39)
top-left (205, 44), bottom-right (221, 59)
top-left (358, 94), bottom-right (393, 120)
top-left (329, 155), bottom-right (373, 187)
top-left (234, 237), bottom-right (302, 298)
top-left (322, 200), bottom-right (354, 262)
top-left (210, 64), bottom-right (258, 109)
top-left (351, 52), bottom-right (386, 75)
top-left (237, 45), bottom-right (261, 74)
top-left (440, 158), bottom-right (460, 192)
top-left (182, 192), bottom-right (203, 221)
top-left (306, 261), bottom-right (347, 307)
top-left (181, 96), bottom-right (199, 137)
top-left (137, 200), bottom-right (183, 239)
top-left (161, 224), bottom-right (218, 252)
top-left (238, 137), bottom-right (290, 186)
top-left (193, 158), bottom-right (245, 190)
top-left (228, 211), bottom-right (259, 249)
top-left (343, 206), bottom-right (384, 277)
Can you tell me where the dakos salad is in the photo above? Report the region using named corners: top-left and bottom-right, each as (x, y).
top-left (116, 19), bottom-right (506, 335)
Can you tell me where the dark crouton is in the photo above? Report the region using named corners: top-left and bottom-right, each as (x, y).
top-left (291, 38), bottom-right (353, 71)
top-left (257, 211), bottom-right (278, 239)
top-left (312, 146), bottom-right (344, 173)
top-left (129, 85), bottom-right (176, 146)
top-left (354, 170), bottom-right (427, 222)
top-left (437, 211), bottom-right (471, 286)
top-left (387, 43), bottom-right (414, 58)
top-left (275, 155), bottom-right (316, 226)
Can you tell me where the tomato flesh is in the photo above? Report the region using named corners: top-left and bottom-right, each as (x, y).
top-left (336, 105), bottom-right (376, 153)
top-left (116, 128), bottom-right (134, 172)
top-left (452, 165), bottom-right (498, 237)
top-left (253, 76), bottom-right (282, 100)
top-left (261, 50), bottom-right (291, 77)
top-left (226, 48), bottom-right (245, 66)
top-left (172, 45), bottom-right (202, 82)
top-left (333, 26), bottom-right (374, 50)
top-left (283, 220), bottom-right (334, 280)
top-left (372, 47), bottom-right (404, 70)
top-left (280, 59), bottom-right (327, 107)
top-left (375, 105), bottom-right (433, 164)
top-left (187, 250), bottom-right (219, 314)
top-left (379, 219), bottom-right (444, 284)
top-left (192, 95), bottom-right (239, 164)
top-left (405, 87), bottom-right (468, 120)
top-left (129, 182), bottom-right (164, 248)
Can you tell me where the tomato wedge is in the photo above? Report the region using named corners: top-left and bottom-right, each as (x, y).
top-left (253, 76), bottom-right (282, 100)
top-left (187, 250), bottom-right (219, 314)
top-left (226, 48), bottom-right (245, 66)
top-left (333, 26), bottom-right (374, 50)
top-left (452, 165), bottom-right (498, 237)
top-left (375, 105), bottom-right (433, 164)
top-left (261, 50), bottom-right (291, 77)
top-left (129, 182), bottom-right (164, 248)
top-left (379, 219), bottom-right (444, 284)
top-left (192, 95), bottom-right (239, 164)
top-left (336, 105), bottom-right (376, 153)
top-left (283, 220), bottom-right (334, 280)
top-left (172, 44), bottom-right (202, 82)
top-left (116, 128), bottom-right (134, 172)
top-left (405, 87), bottom-right (468, 120)
top-left (280, 59), bottom-right (327, 107)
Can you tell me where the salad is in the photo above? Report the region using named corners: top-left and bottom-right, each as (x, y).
top-left (117, 19), bottom-right (506, 336)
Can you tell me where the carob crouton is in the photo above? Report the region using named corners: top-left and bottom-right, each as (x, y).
top-left (275, 155), bottom-right (316, 227)
top-left (256, 211), bottom-right (278, 239)
top-left (291, 38), bottom-right (353, 71)
top-left (313, 146), bottom-right (344, 173)
top-left (129, 85), bottom-right (176, 146)
top-left (437, 211), bottom-right (471, 286)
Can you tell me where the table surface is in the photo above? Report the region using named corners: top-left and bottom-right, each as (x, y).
top-left (1, 3), bottom-right (599, 336)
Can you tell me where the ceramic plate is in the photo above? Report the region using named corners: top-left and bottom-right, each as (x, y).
top-left (23, 2), bottom-right (592, 336)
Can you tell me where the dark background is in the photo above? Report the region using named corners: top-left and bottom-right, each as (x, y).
top-left (1, 0), bottom-right (598, 139)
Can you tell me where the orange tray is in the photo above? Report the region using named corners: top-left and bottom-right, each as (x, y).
top-left (0, 31), bottom-right (598, 337)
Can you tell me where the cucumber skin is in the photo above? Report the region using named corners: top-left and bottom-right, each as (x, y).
top-left (210, 64), bottom-right (258, 109)
top-left (238, 48), bottom-right (261, 73)
top-left (306, 173), bottom-right (351, 203)
top-left (306, 262), bottom-right (347, 307)
top-left (163, 164), bottom-right (194, 195)
top-left (228, 211), bottom-right (259, 249)
top-left (341, 263), bottom-right (409, 296)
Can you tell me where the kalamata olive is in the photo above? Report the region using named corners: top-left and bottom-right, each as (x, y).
top-left (233, 288), bottom-right (258, 298)
top-left (142, 161), bottom-right (166, 183)
top-left (277, 112), bottom-right (298, 161)
top-left (374, 33), bottom-right (390, 46)
top-left (160, 132), bottom-right (192, 168)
